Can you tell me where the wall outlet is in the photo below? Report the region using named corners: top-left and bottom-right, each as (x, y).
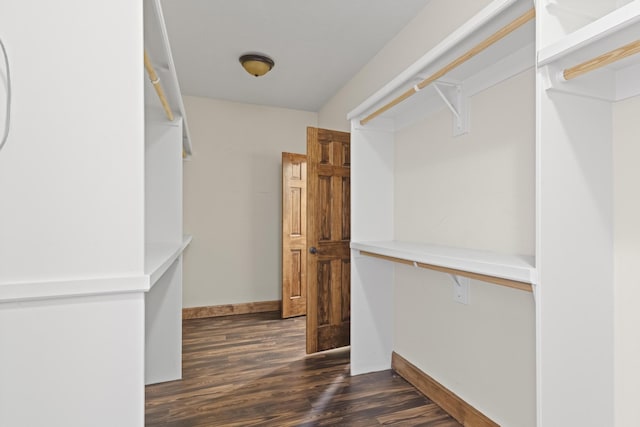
top-left (452, 276), bottom-right (470, 304)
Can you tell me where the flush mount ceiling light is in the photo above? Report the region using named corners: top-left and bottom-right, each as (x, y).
top-left (239, 54), bottom-right (275, 77)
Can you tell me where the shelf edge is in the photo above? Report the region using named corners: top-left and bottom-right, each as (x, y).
top-left (0, 235), bottom-right (194, 303)
top-left (352, 241), bottom-right (536, 290)
top-left (0, 275), bottom-right (149, 303)
top-left (147, 235), bottom-right (192, 288)
top-left (538, 1), bottom-right (640, 66)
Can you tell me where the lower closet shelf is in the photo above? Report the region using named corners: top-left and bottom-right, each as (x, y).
top-left (351, 240), bottom-right (535, 292)
top-left (145, 234), bottom-right (192, 287)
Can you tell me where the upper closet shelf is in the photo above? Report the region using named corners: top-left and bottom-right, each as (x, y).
top-left (351, 240), bottom-right (536, 292)
top-left (145, 0), bottom-right (192, 156)
top-left (538, 0), bottom-right (640, 101)
top-left (347, 0), bottom-right (534, 134)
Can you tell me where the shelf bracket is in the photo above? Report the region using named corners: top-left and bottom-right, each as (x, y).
top-left (531, 282), bottom-right (538, 303)
top-left (448, 274), bottom-right (470, 304)
top-left (530, 270), bottom-right (538, 303)
top-left (448, 273), bottom-right (463, 287)
top-left (433, 81), bottom-right (470, 136)
top-left (540, 64), bottom-right (617, 102)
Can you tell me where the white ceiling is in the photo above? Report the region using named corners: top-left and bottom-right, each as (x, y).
top-left (160, 0), bottom-right (431, 112)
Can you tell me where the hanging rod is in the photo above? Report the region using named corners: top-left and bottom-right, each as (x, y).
top-left (562, 39), bottom-right (640, 81)
top-left (360, 8), bottom-right (535, 126)
top-left (144, 50), bottom-right (174, 121)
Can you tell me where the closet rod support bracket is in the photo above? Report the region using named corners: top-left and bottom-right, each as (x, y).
top-left (449, 274), bottom-right (470, 305)
top-left (541, 64), bottom-right (617, 102)
top-left (433, 81), bottom-right (469, 136)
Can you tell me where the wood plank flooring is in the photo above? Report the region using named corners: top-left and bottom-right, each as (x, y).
top-left (145, 312), bottom-right (461, 426)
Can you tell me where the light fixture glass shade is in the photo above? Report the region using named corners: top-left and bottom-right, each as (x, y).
top-left (239, 54), bottom-right (274, 77)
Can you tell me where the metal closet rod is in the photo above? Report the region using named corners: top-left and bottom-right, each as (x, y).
top-left (144, 50), bottom-right (174, 121)
top-left (360, 7), bottom-right (536, 126)
top-left (562, 39), bottom-right (640, 81)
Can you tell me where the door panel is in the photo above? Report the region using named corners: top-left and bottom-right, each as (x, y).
top-left (282, 152), bottom-right (307, 318)
top-left (341, 177), bottom-right (350, 239)
top-left (306, 127), bottom-right (351, 353)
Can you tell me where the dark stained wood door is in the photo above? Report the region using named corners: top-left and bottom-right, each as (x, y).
top-left (281, 152), bottom-right (307, 318)
top-left (306, 127), bottom-right (351, 354)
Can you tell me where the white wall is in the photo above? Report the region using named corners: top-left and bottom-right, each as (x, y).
top-left (613, 95), bottom-right (640, 427)
top-left (395, 70), bottom-right (535, 254)
top-left (394, 69), bottom-right (536, 427)
top-left (182, 96), bottom-right (317, 308)
top-left (0, 0), bottom-right (145, 284)
top-left (0, 2), bottom-right (147, 426)
top-left (0, 293), bottom-right (145, 427)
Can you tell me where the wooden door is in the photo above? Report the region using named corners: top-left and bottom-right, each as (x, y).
top-left (306, 127), bottom-right (351, 354)
top-left (282, 153), bottom-right (307, 318)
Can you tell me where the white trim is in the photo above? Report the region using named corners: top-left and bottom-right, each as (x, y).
top-left (0, 235), bottom-right (192, 302)
top-left (0, 275), bottom-right (149, 303)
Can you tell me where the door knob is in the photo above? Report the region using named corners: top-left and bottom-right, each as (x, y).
top-left (309, 247), bottom-right (317, 254)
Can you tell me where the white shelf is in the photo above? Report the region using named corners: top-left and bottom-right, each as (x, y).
top-left (351, 240), bottom-right (536, 286)
top-left (538, 0), bottom-right (640, 101)
top-left (538, 1), bottom-right (640, 65)
top-left (145, 234), bottom-right (192, 287)
top-left (0, 275), bottom-right (148, 303)
top-left (144, 0), bottom-right (192, 156)
top-left (347, 0), bottom-right (534, 132)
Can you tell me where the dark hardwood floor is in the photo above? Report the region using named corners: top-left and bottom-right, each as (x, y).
top-left (145, 312), bottom-right (461, 426)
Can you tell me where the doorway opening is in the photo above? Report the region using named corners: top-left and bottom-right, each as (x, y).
top-left (281, 127), bottom-right (351, 354)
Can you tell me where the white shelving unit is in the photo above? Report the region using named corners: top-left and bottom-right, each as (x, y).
top-left (535, 2), bottom-right (640, 426)
top-left (348, 0), bottom-right (535, 378)
top-left (349, 0), bottom-right (640, 425)
top-left (143, 0), bottom-right (192, 385)
top-left (349, 0), bottom-right (535, 134)
top-left (0, 0), bottom-right (191, 424)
